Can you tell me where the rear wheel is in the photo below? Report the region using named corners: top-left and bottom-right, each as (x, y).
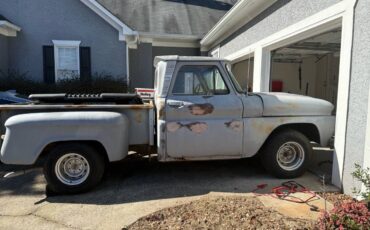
top-left (43, 143), bottom-right (105, 194)
top-left (260, 130), bottom-right (312, 178)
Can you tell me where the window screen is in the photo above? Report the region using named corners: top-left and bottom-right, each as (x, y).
top-left (172, 65), bottom-right (229, 95)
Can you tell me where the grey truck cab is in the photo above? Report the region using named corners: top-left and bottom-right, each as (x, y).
top-left (0, 56), bottom-right (335, 194)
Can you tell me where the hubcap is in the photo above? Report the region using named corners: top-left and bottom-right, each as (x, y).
top-left (55, 153), bottom-right (90, 185)
top-left (276, 141), bottom-right (305, 171)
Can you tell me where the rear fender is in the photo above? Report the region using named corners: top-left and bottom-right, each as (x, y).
top-left (0, 111), bottom-right (129, 165)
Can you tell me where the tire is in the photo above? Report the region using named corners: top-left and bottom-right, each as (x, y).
top-left (43, 143), bottom-right (105, 194)
top-left (260, 129), bottom-right (312, 178)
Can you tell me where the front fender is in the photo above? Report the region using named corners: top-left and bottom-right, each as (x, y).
top-left (243, 116), bottom-right (335, 157)
top-left (0, 111), bottom-right (129, 165)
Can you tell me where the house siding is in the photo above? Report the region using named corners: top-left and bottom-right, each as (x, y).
top-left (342, 0), bottom-right (370, 194)
top-left (216, 0), bottom-right (341, 57)
top-left (0, 35), bottom-right (8, 74)
top-left (129, 44), bottom-right (200, 89)
top-left (0, 0), bottom-right (126, 82)
top-left (129, 43), bottom-right (153, 89)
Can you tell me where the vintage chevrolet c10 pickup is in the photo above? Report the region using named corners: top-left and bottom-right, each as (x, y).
top-left (0, 56), bottom-right (335, 194)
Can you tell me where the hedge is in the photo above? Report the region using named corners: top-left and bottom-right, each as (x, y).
top-left (0, 70), bottom-right (129, 96)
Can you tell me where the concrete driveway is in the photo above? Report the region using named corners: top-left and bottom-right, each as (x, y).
top-left (0, 156), bottom-right (338, 230)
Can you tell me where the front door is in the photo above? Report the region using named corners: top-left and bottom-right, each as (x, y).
top-left (165, 63), bottom-right (244, 159)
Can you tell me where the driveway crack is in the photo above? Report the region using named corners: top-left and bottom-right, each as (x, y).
top-left (31, 213), bottom-right (83, 230)
top-left (0, 212), bottom-right (82, 230)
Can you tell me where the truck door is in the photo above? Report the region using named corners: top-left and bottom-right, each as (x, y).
top-left (165, 63), bottom-right (244, 159)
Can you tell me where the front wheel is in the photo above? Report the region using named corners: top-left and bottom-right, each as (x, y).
top-left (260, 130), bottom-right (312, 178)
top-left (43, 143), bottom-right (105, 194)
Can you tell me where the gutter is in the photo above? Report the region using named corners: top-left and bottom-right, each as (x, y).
top-left (125, 32), bottom-right (202, 49)
top-left (200, 0), bottom-right (277, 51)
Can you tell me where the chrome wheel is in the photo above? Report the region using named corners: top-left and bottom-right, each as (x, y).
top-left (55, 153), bottom-right (90, 186)
top-left (276, 141), bottom-right (305, 171)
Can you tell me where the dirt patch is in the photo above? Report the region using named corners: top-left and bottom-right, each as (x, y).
top-left (127, 196), bottom-right (316, 230)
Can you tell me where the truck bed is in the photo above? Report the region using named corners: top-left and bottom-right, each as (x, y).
top-left (0, 102), bottom-right (154, 147)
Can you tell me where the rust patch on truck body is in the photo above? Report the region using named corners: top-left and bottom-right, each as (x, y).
top-left (134, 111), bottom-right (143, 123)
top-left (166, 121), bottom-right (208, 134)
top-left (155, 100), bottom-right (166, 120)
top-left (184, 122), bottom-right (208, 134)
top-left (166, 122), bottom-right (182, 132)
top-left (225, 120), bottom-right (243, 132)
top-left (188, 103), bottom-right (214, 116)
top-left (251, 120), bottom-right (276, 134)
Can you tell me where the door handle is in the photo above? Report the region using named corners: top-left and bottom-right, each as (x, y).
top-left (167, 101), bottom-right (184, 108)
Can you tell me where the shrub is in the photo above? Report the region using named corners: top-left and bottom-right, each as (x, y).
top-left (0, 70), bottom-right (128, 96)
top-left (352, 164), bottom-right (370, 204)
top-left (317, 201), bottom-right (370, 230)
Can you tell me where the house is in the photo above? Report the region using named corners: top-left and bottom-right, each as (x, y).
top-left (0, 0), bottom-right (233, 88)
top-left (200, 0), bottom-right (370, 194)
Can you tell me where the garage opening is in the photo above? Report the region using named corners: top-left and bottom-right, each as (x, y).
top-left (231, 56), bottom-right (254, 92)
top-left (270, 28), bottom-right (341, 112)
top-left (270, 28), bottom-right (341, 179)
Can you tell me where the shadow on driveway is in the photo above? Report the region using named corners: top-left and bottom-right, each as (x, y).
top-left (0, 156), bottom-right (336, 206)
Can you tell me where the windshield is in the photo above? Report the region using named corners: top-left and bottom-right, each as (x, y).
top-left (225, 64), bottom-right (244, 93)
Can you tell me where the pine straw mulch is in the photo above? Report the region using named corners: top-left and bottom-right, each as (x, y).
top-left (126, 196), bottom-right (316, 230)
top-left (316, 192), bottom-right (354, 206)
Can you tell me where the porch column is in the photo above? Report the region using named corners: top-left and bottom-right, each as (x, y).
top-left (252, 47), bottom-right (270, 92)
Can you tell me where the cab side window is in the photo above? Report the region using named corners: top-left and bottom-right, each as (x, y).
top-left (172, 65), bottom-right (229, 95)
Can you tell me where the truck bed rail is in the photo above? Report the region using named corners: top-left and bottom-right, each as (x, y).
top-left (28, 93), bottom-right (143, 104)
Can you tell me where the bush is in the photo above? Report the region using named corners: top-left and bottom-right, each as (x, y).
top-left (317, 201), bottom-right (370, 230)
top-left (0, 70), bottom-right (128, 96)
top-left (352, 164), bottom-right (370, 203)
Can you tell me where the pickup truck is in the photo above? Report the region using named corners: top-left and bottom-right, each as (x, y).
top-left (0, 56), bottom-right (335, 194)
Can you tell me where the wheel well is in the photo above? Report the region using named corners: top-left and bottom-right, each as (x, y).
top-left (37, 140), bottom-right (109, 165)
top-left (270, 123), bottom-right (321, 144)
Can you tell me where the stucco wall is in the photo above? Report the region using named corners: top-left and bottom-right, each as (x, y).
top-left (0, 0), bottom-right (126, 81)
top-left (217, 0), bottom-right (341, 57)
top-left (0, 35), bottom-right (8, 73)
top-left (342, 0), bottom-right (370, 194)
top-left (129, 44), bottom-right (200, 89)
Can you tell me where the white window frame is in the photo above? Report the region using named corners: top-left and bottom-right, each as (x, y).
top-left (52, 40), bottom-right (81, 82)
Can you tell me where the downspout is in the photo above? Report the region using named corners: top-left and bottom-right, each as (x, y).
top-left (126, 44), bottom-right (130, 90)
top-left (125, 32), bottom-right (139, 91)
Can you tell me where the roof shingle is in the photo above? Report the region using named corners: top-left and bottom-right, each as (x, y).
top-left (96, 0), bottom-right (235, 36)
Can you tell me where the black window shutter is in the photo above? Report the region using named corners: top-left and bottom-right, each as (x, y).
top-left (80, 47), bottom-right (91, 82)
top-left (43, 46), bottom-right (55, 84)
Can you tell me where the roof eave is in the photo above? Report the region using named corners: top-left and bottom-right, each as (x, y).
top-left (0, 20), bottom-right (21, 37)
top-left (200, 0), bottom-right (277, 50)
top-left (80, 0), bottom-right (135, 41)
top-left (136, 32), bottom-right (202, 41)
top-left (154, 55), bottom-right (227, 67)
